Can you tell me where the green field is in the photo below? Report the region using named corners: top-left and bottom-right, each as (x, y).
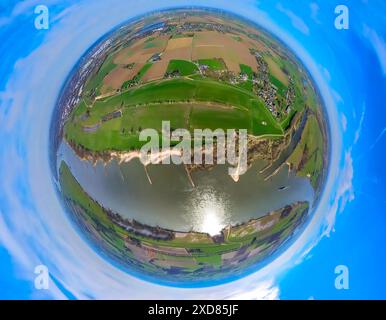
top-left (144, 39), bottom-right (165, 49)
top-left (269, 74), bottom-right (287, 96)
top-left (121, 62), bottom-right (152, 89)
top-left (172, 33), bottom-right (194, 39)
top-left (144, 36), bottom-right (155, 43)
top-left (240, 64), bottom-right (253, 77)
top-left (84, 54), bottom-right (116, 97)
top-left (136, 63), bottom-right (153, 79)
top-left (287, 114), bottom-right (324, 188)
top-left (238, 64), bottom-right (254, 92)
top-left (166, 59), bottom-right (199, 76)
top-left (65, 78), bottom-right (283, 152)
top-left (268, 55), bottom-right (310, 125)
top-left (197, 58), bottom-right (227, 70)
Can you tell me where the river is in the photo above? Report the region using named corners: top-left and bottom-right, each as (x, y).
top-left (58, 140), bottom-right (314, 236)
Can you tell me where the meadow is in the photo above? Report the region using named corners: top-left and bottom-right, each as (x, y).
top-left (166, 59), bottom-right (198, 76)
top-left (65, 78), bottom-right (284, 152)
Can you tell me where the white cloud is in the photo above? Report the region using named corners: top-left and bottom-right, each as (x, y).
top-left (369, 127), bottom-right (386, 151)
top-left (323, 150), bottom-right (354, 237)
top-left (310, 3), bottom-right (321, 24)
top-left (363, 24), bottom-right (386, 76)
top-left (277, 3), bottom-right (310, 35)
top-left (321, 66), bottom-right (331, 82)
top-left (354, 103), bottom-right (366, 144)
top-left (332, 89), bottom-right (344, 104)
top-left (341, 113), bottom-right (347, 132)
top-left (225, 280), bottom-right (279, 300)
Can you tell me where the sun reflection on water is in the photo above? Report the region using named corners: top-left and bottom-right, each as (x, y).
top-left (188, 187), bottom-right (231, 236)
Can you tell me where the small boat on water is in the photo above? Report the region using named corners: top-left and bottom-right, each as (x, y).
top-left (278, 186), bottom-right (289, 191)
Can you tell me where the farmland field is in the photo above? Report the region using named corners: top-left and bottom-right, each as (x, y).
top-left (65, 78), bottom-right (284, 151)
top-left (197, 58), bottom-right (227, 70)
top-left (166, 59), bottom-right (199, 76)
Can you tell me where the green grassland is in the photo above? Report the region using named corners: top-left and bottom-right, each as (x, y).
top-left (84, 53), bottom-right (117, 98)
top-left (121, 62), bottom-right (153, 89)
top-left (197, 58), bottom-right (227, 70)
top-left (269, 74), bottom-right (287, 96)
top-left (136, 62), bottom-right (153, 79)
top-left (280, 109), bottom-right (297, 131)
top-left (281, 71), bottom-right (316, 129)
top-left (240, 64), bottom-right (253, 77)
top-left (59, 160), bottom-right (309, 279)
top-left (144, 39), bottom-right (165, 49)
top-left (238, 64), bottom-right (254, 92)
top-left (172, 33), bottom-right (194, 39)
top-left (65, 78), bottom-right (283, 152)
top-left (166, 59), bottom-right (199, 76)
top-left (144, 36), bottom-right (156, 43)
top-left (287, 114), bottom-right (324, 189)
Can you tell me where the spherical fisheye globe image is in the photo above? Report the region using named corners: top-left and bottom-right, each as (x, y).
top-left (3, 0), bottom-right (386, 302)
top-left (51, 8), bottom-right (329, 285)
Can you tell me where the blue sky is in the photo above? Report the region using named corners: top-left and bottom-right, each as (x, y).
top-left (0, 0), bottom-right (385, 299)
